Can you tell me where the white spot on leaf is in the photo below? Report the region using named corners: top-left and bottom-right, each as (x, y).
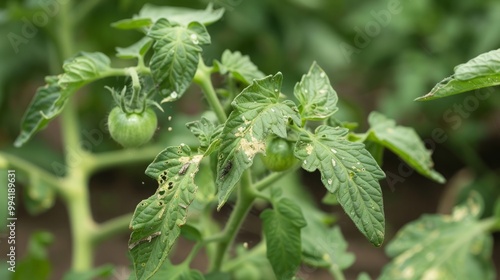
top-left (239, 137), bottom-right (265, 161)
top-left (306, 144), bottom-right (314, 155)
top-left (190, 33), bottom-right (199, 44)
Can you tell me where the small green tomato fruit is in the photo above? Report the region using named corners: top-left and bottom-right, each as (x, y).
top-left (108, 107), bottom-right (157, 148)
top-left (262, 137), bottom-right (297, 172)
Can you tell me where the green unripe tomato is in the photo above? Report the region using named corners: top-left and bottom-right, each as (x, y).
top-left (261, 137), bottom-right (297, 172)
top-left (107, 107), bottom-right (157, 148)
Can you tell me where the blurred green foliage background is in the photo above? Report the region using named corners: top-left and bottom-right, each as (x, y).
top-left (0, 0), bottom-right (500, 276)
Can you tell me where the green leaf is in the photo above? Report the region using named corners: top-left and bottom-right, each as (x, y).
top-left (321, 192), bottom-right (338, 206)
top-left (302, 225), bottom-right (355, 271)
top-left (216, 73), bottom-right (300, 208)
top-left (129, 145), bottom-right (203, 280)
top-left (62, 265), bottom-right (114, 280)
top-left (294, 62), bottom-right (338, 120)
top-left (186, 117), bottom-right (222, 152)
top-left (214, 50), bottom-right (265, 85)
top-left (138, 3), bottom-right (224, 26)
top-left (367, 111), bottom-right (445, 183)
top-left (112, 4), bottom-right (224, 31)
top-left (59, 52), bottom-right (112, 87)
top-left (111, 18), bottom-right (153, 30)
top-left (416, 48), bottom-right (500, 101)
top-left (180, 224), bottom-right (202, 242)
top-left (260, 198), bottom-right (306, 279)
top-left (148, 20), bottom-right (210, 101)
top-left (116, 37), bottom-right (153, 60)
top-left (23, 175), bottom-right (55, 215)
top-left (13, 231), bottom-right (53, 280)
top-left (267, 172), bottom-right (354, 275)
top-left (130, 259), bottom-right (204, 280)
top-left (14, 76), bottom-right (75, 147)
top-left (15, 52), bottom-right (115, 147)
top-left (294, 125), bottom-right (385, 246)
top-left (364, 140), bottom-right (384, 166)
top-left (380, 193), bottom-right (496, 280)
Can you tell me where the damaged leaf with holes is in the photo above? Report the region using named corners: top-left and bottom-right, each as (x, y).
top-left (216, 73), bottom-right (300, 208)
top-left (380, 193), bottom-right (497, 280)
top-left (294, 125), bottom-right (385, 246)
top-left (129, 145), bottom-right (203, 280)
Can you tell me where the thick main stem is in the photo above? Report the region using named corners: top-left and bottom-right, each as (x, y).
top-left (210, 171), bottom-right (255, 272)
top-left (56, 0), bottom-right (98, 272)
top-left (63, 171), bottom-right (97, 271)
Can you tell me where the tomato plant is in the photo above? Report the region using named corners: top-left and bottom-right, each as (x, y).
top-left (1, 1), bottom-right (500, 280)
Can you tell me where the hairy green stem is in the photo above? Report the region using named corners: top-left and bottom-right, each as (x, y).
top-left (210, 171), bottom-right (256, 272)
top-left (92, 213), bottom-right (134, 246)
top-left (194, 59), bottom-right (227, 123)
top-left (127, 67), bottom-right (141, 109)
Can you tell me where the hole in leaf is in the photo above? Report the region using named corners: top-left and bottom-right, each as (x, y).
top-left (167, 182), bottom-right (174, 190)
top-left (158, 201), bottom-right (164, 206)
top-left (158, 190), bottom-right (165, 196)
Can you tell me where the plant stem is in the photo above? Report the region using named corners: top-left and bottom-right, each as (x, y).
top-left (127, 67), bottom-right (141, 109)
top-left (329, 264), bottom-right (346, 280)
top-left (0, 152), bottom-right (65, 194)
top-left (210, 171), bottom-right (256, 272)
top-left (184, 242), bottom-right (204, 265)
top-left (56, 0), bottom-right (75, 63)
top-left (92, 213), bottom-right (134, 246)
top-left (56, 0), bottom-right (99, 272)
top-left (62, 170), bottom-right (97, 271)
top-left (86, 144), bottom-right (164, 173)
top-left (254, 164), bottom-right (301, 191)
top-left (193, 59), bottom-right (227, 123)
